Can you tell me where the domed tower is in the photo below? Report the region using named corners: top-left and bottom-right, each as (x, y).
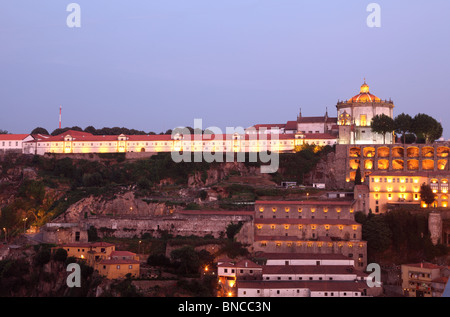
top-left (336, 81), bottom-right (394, 144)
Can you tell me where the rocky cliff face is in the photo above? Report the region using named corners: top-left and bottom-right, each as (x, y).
top-left (0, 155), bottom-right (37, 209)
top-left (187, 162), bottom-right (273, 188)
top-left (52, 192), bottom-right (173, 223)
top-left (304, 152), bottom-right (340, 189)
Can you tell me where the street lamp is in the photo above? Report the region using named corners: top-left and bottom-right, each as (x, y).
top-left (23, 217), bottom-right (28, 234)
top-left (2, 228), bottom-right (6, 243)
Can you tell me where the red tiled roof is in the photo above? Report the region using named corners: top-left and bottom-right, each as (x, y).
top-left (217, 261), bottom-right (236, 268)
top-left (0, 134), bottom-right (30, 141)
top-left (99, 259), bottom-right (140, 265)
top-left (178, 210), bottom-right (254, 216)
top-left (254, 218), bottom-right (359, 225)
top-left (262, 265), bottom-right (362, 276)
top-left (60, 242), bottom-right (115, 248)
top-left (110, 251), bottom-right (136, 257)
top-left (255, 200), bottom-right (354, 206)
top-left (298, 116), bottom-right (337, 124)
top-left (235, 259), bottom-right (263, 269)
top-left (284, 121), bottom-right (298, 130)
top-left (404, 262), bottom-right (445, 270)
top-left (303, 133), bottom-right (337, 140)
top-left (251, 124), bottom-right (286, 130)
top-left (258, 253), bottom-right (352, 260)
top-left (236, 280), bottom-right (365, 292)
top-left (24, 129), bottom-right (337, 144)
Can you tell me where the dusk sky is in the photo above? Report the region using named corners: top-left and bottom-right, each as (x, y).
top-left (1, 1), bottom-right (449, 137)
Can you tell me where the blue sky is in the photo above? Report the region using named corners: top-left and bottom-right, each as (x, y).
top-left (1, 1), bottom-right (449, 137)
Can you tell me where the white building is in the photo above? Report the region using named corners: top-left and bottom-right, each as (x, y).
top-left (337, 81), bottom-right (395, 145)
top-left (0, 134), bottom-right (34, 154)
top-left (218, 253), bottom-right (380, 297)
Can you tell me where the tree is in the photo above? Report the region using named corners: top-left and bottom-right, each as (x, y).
top-left (226, 221), bottom-right (244, 241)
top-left (371, 114), bottom-right (395, 144)
top-left (170, 246), bottom-right (200, 275)
top-left (34, 248), bottom-right (51, 266)
top-left (0, 129), bottom-right (8, 134)
top-left (362, 214), bottom-right (392, 254)
top-left (53, 248), bottom-right (68, 262)
top-left (84, 126), bottom-right (97, 135)
top-left (420, 183), bottom-right (436, 208)
top-left (31, 127), bottom-right (49, 135)
top-left (354, 167), bottom-right (362, 185)
top-left (411, 114), bottom-right (442, 143)
top-left (394, 113), bottom-right (412, 144)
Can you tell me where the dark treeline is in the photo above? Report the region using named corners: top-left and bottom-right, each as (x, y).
top-left (30, 126), bottom-right (174, 136)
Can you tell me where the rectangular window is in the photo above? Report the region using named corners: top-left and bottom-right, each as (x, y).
top-left (360, 115), bottom-right (367, 126)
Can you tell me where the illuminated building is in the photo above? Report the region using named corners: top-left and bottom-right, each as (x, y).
top-left (401, 262), bottom-right (449, 297)
top-left (55, 242), bottom-right (140, 279)
top-left (0, 134), bottom-right (36, 154)
top-left (336, 81), bottom-right (395, 145)
top-left (253, 200), bottom-right (367, 269)
top-left (219, 253), bottom-right (381, 297)
top-left (23, 129), bottom-right (337, 155)
top-left (368, 171), bottom-right (450, 213)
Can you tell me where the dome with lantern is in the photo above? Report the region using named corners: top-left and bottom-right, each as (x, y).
top-left (347, 81), bottom-right (381, 103)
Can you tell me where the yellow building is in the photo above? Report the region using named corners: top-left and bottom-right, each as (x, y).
top-left (96, 250), bottom-right (140, 279)
top-left (58, 243), bottom-right (140, 279)
top-left (59, 242), bottom-right (115, 265)
top-left (368, 171), bottom-right (450, 214)
top-left (401, 262), bottom-right (449, 297)
top-left (96, 258), bottom-right (140, 279)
